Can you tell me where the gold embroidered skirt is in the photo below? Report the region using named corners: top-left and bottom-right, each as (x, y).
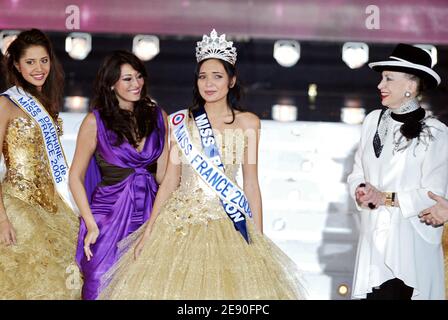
top-left (99, 204), bottom-right (306, 300)
top-left (0, 189), bottom-right (81, 300)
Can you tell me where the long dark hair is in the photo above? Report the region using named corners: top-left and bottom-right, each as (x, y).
top-left (5, 28), bottom-right (64, 120)
top-left (190, 58), bottom-right (245, 124)
top-left (92, 50), bottom-right (159, 148)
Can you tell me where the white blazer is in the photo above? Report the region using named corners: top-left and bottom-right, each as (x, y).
top-left (348, 109), bottom-right (448, 300)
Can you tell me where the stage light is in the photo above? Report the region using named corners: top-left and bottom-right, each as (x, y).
top-left (308, 84), bottom-right (317, 99)
top-left (273, 40), bottom-right (300, 67)
top-left (133, 35), bottom-right (160, 61)
top-left (272, 104), bottom-right (297, 122)
top-left (341, 107), bottom-right (366, 124)
top-left (342, 42), bottom-right (369, 69)
top-left (0, 30), bottom-right (20, 55)
top-left (414, 44), bottom-right (437, 67)
top-left (341, 97), bottom-right (365, 124)
top-left (338, 284), bottom-right (349, 296)
top-left (308, 83), bottom-right (318, 105)
top-left (65, 32), bottom-right (92, 60)
top-left (64, 96), bottom-right (89, 112)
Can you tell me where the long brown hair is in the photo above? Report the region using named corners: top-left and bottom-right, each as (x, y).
top-left (5, 29), bottom-right (64, 120)
top-left (92, 50), bottom-right (159, 148)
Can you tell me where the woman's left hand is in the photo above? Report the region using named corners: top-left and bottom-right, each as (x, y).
top-left (419, 191), bottom-right (448, 226)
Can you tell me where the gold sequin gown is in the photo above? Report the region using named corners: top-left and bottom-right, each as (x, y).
top-left (99, 119), bottom-right (306, 300)
top-left (0, 117), bottom-right (81, 299)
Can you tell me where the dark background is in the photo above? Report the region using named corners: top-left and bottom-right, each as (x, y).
top-left (2, 32), bottom-right (447, 123)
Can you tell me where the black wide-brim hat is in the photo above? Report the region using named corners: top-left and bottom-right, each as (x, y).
top-left (368, 43), bottom-right (441, 89)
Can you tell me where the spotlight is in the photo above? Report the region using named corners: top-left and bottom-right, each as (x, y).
top-left (341, 97), bottom-right (365, 124)
top-left (133, 35), bottom-right (160, 61)
top-left (414, 44), bottom-right (437, 67)
top-left (272, 104), bottom-right (297, 122)
top-left (0, 30), bottom-right (20, 55)
top-left (338, 284), bottom-right (349, 296)
top-left (273, 40), bottom-right (300, 67)
top-left (64, 96), bottom-right (89, 112)
top-left (308, 83), bottom-right (318, 104)
top-left (65, 32), bottom-right (92, 60)
top-left (341, 107), bottom-right (366, 125)
top-left (308, 84), bottom-right (317, 99)
top-left (342, 42), bottom-right (369, 69)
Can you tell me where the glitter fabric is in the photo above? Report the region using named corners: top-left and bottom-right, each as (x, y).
top-left (0, 117), bottom-right (81, 299)
top-left (99, 119), bottom-right (307, 300)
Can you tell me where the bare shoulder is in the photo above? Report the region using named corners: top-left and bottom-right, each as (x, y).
top-left (0, 96), bottom-right (16, 115)
top-left (160, 107), bottom-right (168, 118)
top-left (160, 108), bottom-right (169, 123)
top-left (235, 111), bottom-right (260, 130)
top-left (0, 96), bottom-right (10, 106)
top-left (81, 112), bottom-right (97, 131)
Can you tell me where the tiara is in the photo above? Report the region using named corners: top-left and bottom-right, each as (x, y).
top-left (195, 29), bottom-right (237, 65)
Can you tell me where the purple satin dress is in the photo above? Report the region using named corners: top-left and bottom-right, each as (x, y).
top-left (76, 108), bottom-right (165, 300)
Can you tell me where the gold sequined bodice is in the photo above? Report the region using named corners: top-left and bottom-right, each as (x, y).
top-left (160, 119), bottom-right (247, 232)
top-left (2, 117), bottom-right (57, 213)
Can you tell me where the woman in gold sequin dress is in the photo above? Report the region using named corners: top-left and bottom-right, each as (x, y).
top-left (99, 30), bottom-right (306, 300)
top-left (0, 29), bottom-right (81, 299)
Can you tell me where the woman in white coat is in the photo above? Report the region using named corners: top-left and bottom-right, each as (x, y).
top-left (348, 43), bottom-right (447, 300)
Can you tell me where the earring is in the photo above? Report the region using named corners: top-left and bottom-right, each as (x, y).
top-left (405, 91), bottom-right (411, 97)
top-left (110, 87), bottom-right (114, 91)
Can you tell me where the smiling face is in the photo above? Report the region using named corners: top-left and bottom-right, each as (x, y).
top-left (377, 70), bottom-right (418, 109)
top-left (197, 59), bottom-right (235, 105)
top-left (14, 45), bottom-right (50, 91)
top-left (112, 63), bottom-right (145, 110)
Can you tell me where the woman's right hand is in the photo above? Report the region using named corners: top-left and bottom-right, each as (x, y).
top-left (355, 183), bottom-right (368, 207)
top-left (84, 225), bottom-right (100, 261)
top-left (0, 218), bottom-right (16, 246)
top-left (355, 182), bottom-right (383, 209)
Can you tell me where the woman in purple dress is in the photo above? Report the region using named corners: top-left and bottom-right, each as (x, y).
top-left (69, 50), bottom-right (168, 300)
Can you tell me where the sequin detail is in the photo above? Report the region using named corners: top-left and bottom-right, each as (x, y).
top-left (0, 116), bottom-right (81, 299)
top-left (160, 120), bottom-right (246, 235)
top-left (2, 117), bottom-right (58, 213)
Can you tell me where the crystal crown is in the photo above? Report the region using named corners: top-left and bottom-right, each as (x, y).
top-left (195, 29), bottom-right (237, 65)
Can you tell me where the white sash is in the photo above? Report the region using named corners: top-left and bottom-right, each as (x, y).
top-left (170, 109), bottom-right (252, 219)
top-left (2, 86), bottom-right (79, 215)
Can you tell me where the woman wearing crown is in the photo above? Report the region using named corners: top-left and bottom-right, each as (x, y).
top-left (347, 44), bottom-right (447, 299)
top-left (98, 29), bottom-right (306, 299)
